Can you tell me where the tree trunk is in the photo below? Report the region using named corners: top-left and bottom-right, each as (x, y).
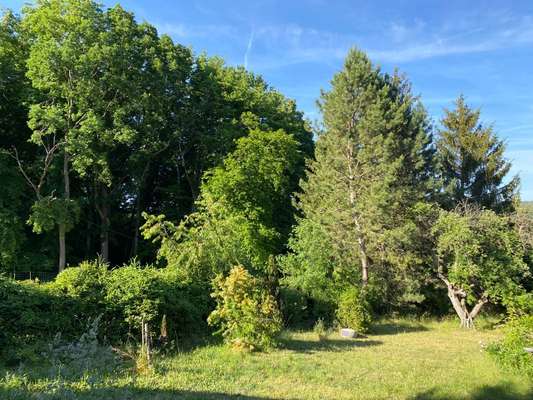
top-left (58, 224), bottom-right (66, 273)
top-left (131, 163), bottom-right (150, 258)
top-left (440, 274), bottom-right (487, 329)
top-left (347, 145), bottom-right (370, 286)
top-left (131, 199), bottom-right (141, 258)
top-left (97, 184), bottom-right (110, 263)
top-left (358, 236), bottom-right (369, 287)
top-left (58, 152), bottom-right (70, 272)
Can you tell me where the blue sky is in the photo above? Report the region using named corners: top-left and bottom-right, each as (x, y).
top-left (4, 0), bottom-right (533, 199)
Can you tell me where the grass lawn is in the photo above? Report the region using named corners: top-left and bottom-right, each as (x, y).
top-left (1, 319), bottom-right (531, 399)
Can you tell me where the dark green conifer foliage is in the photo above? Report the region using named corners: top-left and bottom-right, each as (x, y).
top-left (436, 95), bottom-right (519, 212)
top-left (283, 49), bottom-right (434, 303)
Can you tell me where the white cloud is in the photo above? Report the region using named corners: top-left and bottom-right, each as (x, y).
top-left (155, 22), bottom-right (239, 40)
top-left (248, 13), bottom-right (533, 68)
top-left (152, 12), bottom-right (533, 70)
top-left (244, 28), bottom-right (255, 69)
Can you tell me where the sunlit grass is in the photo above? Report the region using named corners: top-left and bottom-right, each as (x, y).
top-left (1, 318), bottom-right (531, 399)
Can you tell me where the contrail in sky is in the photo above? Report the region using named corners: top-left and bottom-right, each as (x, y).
top-left (244, 28), bottom-right (255, 69)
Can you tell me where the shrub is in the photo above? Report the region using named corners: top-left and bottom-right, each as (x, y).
top-left (279, 287), bottom-right (337, 328)
top-left (0, 260), bottom-right (211, 359)
top-left (505, 293), bottom-right (533, 318)
top-left (487, 315), bottom-right (533, 378)
top-left (0, 276), bottom-right (81, 362)
top-left (49, 260), bottom-right (109, 322)
top-left (313, 318), bottom-right (327, 341)
top-left (52, 260), bottom-right (108, 300)
top-left (105, 263), bottom-right (163, 331)
top-left (105, 261), bottom-right (210, 341)
top-left (336, 286), bottom-right (372, 333)
top-left (279, 287), bottom-right (310, 327)
top-left (208, 265), bottom-right (282, 351)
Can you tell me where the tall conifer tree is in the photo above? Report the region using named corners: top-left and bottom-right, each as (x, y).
top-left (436, 95), bottom-right (519, 212)
top-left (283, 49), bottom-right (434, 297)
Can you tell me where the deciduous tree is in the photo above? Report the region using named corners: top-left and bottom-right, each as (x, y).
top-left (433, 204), bottom-right (527, 328)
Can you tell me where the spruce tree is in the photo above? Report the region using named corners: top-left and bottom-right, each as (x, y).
top-left (282, 49), bottom-right (434, 297)
top-left (436, 95), bottom-right (519, 212)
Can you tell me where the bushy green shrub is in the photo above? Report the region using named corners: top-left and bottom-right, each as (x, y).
top-left (49, 260), bottom-right (109, 321)
top-left (105, 262), bottom-right (210, 341)
top-left (279, 287), bottom-right (310, 327)
top-left (505, 293), bottom-right (533, 318)
top-left (1, 260), bottom-right (211, 359)
top-left (487, 315), bottom-right (533, 378)
top-left (279, 287), bottom-right (337, 328)
top-left (0, 276), bottom-right (81, 362)
top-left (208, 265), bottom-right (282, 351)
top-left (52, 260), bottom-right (108, 299)
top-left (336, 286), bottom-right (372, 333)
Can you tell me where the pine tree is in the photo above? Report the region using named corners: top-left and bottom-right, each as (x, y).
top-left (436, 95), bottom-right (519, 212)
top-left (282, 48), bottom-right (434, 297)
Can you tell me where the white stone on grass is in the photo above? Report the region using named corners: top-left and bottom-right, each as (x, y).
top-left (340, 328), bottom-right (356, 338)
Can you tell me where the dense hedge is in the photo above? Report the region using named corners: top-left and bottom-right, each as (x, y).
top-left (0, 261), bottom-right (211, 361)
top-left (0, 276), bottom-right (81, 353)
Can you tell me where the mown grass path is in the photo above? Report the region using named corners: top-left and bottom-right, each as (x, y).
top-left (1, 319), bottom-right (532, 399)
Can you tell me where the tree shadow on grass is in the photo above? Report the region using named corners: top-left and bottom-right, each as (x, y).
top-left (0, 386), bottom-right (297, 400)
top-left (280, 337), bottom-right (383, 354)
top-left (371, 321), bottom-right (429, 336)
top-left (410, 383), bottom-right (533, 400)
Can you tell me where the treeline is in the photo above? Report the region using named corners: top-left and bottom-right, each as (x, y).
top-left (0, 0), bottom-right (313, 273)
top-left (1, 0), bottom-right (533, 358)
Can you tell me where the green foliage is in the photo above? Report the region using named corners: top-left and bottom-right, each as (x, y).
top-left (0, 158), bottom-right (25, 270)
top-left (487, 316), bottom-right (533, 378)
top-left (505, 293), bottom-right (533, 318)
top-left (0, 207), bottom-right (23, 269)
top-left (282, 48), bottom-right (435, 318)
top-left (1, 0), bottom-right (313, 272)
top-left (433, 206), bottom-right (528, 305)
top-left (335, 287), bottom-right (372, 333)
top-left (101, 260), bottom-right (210, 339)
top-left (105, 262), bottom-right (163, 327)
top-left (278, 287), bottom-right (337, 328)
top-left (50, 259), bottom-right (109, 317)
top-left (280, 219), bottom-right (343, 302)
top-left (436, 96), bottom-right (519, 212)
top-left (27, 196), bottom-right (80, 233)
top-left (0, 276), bottom-right (81, 362)
top-left (142, 128), bottom-right (301, 282)
top-left (0, 260), bottom-right (210, 359)
top-left (0, 10), bottom-right (30, 147)
top-left (208, 265), bottom-right (282, 351)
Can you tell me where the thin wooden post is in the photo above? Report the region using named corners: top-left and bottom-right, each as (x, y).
top-left (141, 318), bottom-right (151, 366)
top-left (146, 321), bottom-right (151, 364)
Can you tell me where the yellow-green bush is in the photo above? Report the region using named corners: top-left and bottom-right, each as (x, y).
top-left (208, 265), bottom-right (282, 351)
top-left (336, 286), bottom-right (372, 333)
